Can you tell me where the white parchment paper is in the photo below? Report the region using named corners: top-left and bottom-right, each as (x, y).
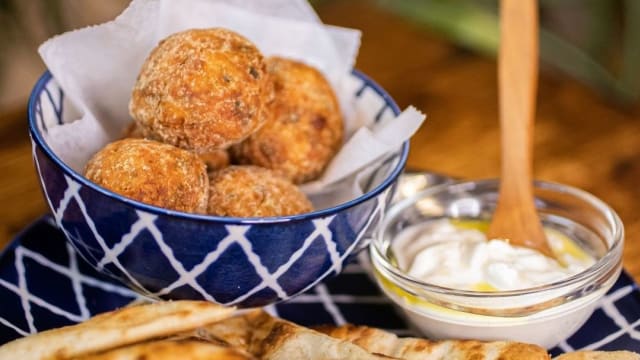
top-left (38, 0), bottom-right (426, 208)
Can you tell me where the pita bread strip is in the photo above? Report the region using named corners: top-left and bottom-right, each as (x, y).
top-left (195, 310), bottom-right (395, 359)
top-left (72, 339), bottom-right (255, 360)
top-left (0, 301), bottom-right (235, 360)
top-left (186, 311), bottom-right (256, 350)
top-left (554, 351), bottom-right (640, 360)
top-left (315, 324), bottom-right (550, 360)
top-left (245, 311), bottom-right (395, 360)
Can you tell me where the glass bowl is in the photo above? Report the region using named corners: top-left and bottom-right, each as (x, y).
top-left (370, 178), bottom-right (623, 348)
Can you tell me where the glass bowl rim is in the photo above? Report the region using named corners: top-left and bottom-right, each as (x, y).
top-left (371, 178), bottom-right (624, 299)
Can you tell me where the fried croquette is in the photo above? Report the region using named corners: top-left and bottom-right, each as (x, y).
top-left (207, 166), bottom-right (313, 217)
top-left (130, 28), bottom-right (273, 152)
top-left (85, 139), bottom-right (209, 213)
top-left (122, 121), bottom-right (229, 172)
top-left (199, 148), bottom-right (230, 172)
top-left (232, 57), bottom-right (343, 184)
top-left (122, 121), bottom-right (145, 139)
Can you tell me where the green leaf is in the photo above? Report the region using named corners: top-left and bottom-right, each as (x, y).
top-left (376, 0), bottom-right (637, 103)
top-left (620, 0), bottom-right (640, 99)
top-left (377, 0), bottom-right (499, 56)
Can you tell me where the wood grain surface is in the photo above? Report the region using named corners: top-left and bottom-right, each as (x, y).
top-left (0, 1), bottom-right (639, 281)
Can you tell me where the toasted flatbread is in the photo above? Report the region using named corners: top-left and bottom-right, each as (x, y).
top-left (314, 324), bottom-right (550, 360)
top-left (195, 310), bottom-right (395, 359)
top-left (0, 301), bottom-right (235, 360)
top-left (73, 340), bottom-right (254, 360)
top-left (554, 351), bottom-right (640, 360)
top-left (189, 310), bottom-right (255, 349)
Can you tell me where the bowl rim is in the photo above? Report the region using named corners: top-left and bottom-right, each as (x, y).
top-left (371, 178), bottom-right (624, 299)
top-left (28, 69), bottom-right (409, 224)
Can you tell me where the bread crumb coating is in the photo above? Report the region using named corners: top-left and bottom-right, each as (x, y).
top-left (207, 165), bottom-right (313, 217)
top-left (85, 138), bottom-right (209, 213)
top-left (122, 121), bottom-right (229, 173)
top-left (232, 57), bottom-right (343, 184)
top-left (130, 28), bottom-right (273, 152)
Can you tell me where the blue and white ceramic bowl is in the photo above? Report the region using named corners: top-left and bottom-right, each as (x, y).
top-left (27, 70), bottom-right (408, 307)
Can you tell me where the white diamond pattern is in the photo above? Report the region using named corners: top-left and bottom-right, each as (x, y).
top-left (152, 225), bottom-right (249, 298)
top-left (32, 147), bottom-right (150, 295)
top-left (293, 193), bottom-right (387, 297)
top-left (14, 248), bottom-right (35, 334)
top-left (34, 140), bottom-right (364, 304)
top-left (64, 175), bottom-right (153, 295)
top-left (0, 316), bottom-right (28, 337)
top-left (144, 219), bottom-right (220, 302)
top-left (67, 242), bottom-right (90, 320)
top-left (96, 211), bottom-right (156, 269)
top-left (0, 276), bottom-right (84, 324)
top-left (316, 218), bottom-right (342, 274)
top-left (228, 225), bottom-right (288, 301)
top-left (17, 247), bottom-right (139, 298)
top-left (2, 217), bottom-right (640, 355)
top-left (0, 241), bottom-right (140, 338)
top-left (583, 285), bottom-right (640, 349)
top-left (226, 217), bottom-right (335, 305)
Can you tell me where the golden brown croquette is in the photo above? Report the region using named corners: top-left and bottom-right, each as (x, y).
top-left (207, 165), bottom-right (313, 217)
top-left (232, 57), bottom-right (343, 184)
top-left (130, 28), bottom-right (273, 152)
top-left (85, 139), bottom-right (209, 213)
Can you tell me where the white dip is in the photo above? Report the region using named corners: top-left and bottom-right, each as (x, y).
top-left (392, 219), bottom-right (596, 291)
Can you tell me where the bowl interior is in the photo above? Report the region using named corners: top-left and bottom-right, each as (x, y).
top-left (29, 70), bottom-right (409, 221)
top-left (380, 180), bottom-right (621, 261)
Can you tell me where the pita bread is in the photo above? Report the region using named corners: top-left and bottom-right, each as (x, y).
top-left (73, 340), bottom-right (254, 360)
top-left (4, 298), bottom-right (635, 360)
top-left (554, 351), bottom-right (640, 360)
top-left (314, 324), bottom-right (550, 360)
top-left (0, 301), bottom-right (234, 360)
top-left (189, 311), bottom-right (255, 349)
top-left (195, 311), bottom-right (395, 359)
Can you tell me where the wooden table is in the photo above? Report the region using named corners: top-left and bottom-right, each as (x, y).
top-left (1, 0), bottom-right (639, 281)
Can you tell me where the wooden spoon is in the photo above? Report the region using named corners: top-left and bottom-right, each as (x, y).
top-left (487, 0), bottom-right (554, 258)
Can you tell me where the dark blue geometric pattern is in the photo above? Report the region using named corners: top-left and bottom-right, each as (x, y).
top-left (1, 216), bottom-right (640, 356)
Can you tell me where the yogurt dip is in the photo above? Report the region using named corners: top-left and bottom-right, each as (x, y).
top-left (391, 219), bottom-right (595, 291)
top-left (371, 179), bottom-right (622, 348)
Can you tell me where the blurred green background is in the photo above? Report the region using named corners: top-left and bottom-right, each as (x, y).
top-left (1, 0), bottom-right (639, 112)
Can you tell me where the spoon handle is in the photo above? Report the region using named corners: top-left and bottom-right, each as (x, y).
top-left (499, 0), bottom-right (538, 188)
top-left (489, 0), bottom-right (553, 257)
